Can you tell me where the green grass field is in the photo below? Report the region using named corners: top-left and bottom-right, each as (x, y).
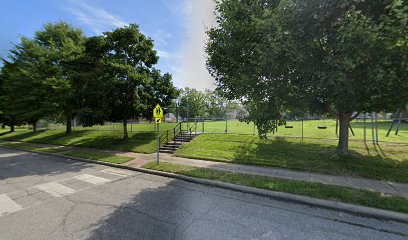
top-left (0, 129), bottom-right (159, 153)
top-left (0, 122), bottom-right (179, 133)
top-left (2, 119), bottom-right (406, 143)
top-left (203, 119), bottom-right (408, 143)
top-left (175, 134), bottom-right (408, 183)
top-left (0, 119), bottom-right (406, 175)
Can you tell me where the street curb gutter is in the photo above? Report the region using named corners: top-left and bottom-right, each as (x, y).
top-left (1, 145), bottom-right (408, 224)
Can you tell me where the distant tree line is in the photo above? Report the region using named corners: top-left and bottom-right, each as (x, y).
top-left (0, 22), bottom-right (179, 138)
top-left (175, 88), bottom-right (246, 120)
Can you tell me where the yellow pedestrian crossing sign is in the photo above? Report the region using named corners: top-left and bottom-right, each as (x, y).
top-left (155, 118), bottom-right (162, 124)
top-left (153, 104), bottom-right (163, 118)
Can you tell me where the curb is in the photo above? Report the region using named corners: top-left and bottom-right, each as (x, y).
top-left (1, 144), bottom-right (408, 224)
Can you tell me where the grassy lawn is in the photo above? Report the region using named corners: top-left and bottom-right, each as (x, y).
top-left (203, 119), bottom-right (408, 143)
top-left (64, 150), bottom-right (133, 164)
top-left (0, 141), bottom-right (69, 153)
top-left (3, 119), bottom-right (406, 142)
top-left (143, 162), bottom-right (408, 214)
top-left (47, 122), bottom-right (179, 132)
top-left (0, 129), bottom-right (159, 153)
top-left (175, 134), bottom-right (408, 183)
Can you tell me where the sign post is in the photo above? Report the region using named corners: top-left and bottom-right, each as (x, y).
top-left (157, 121), bottom-right (160, 164)
top-left (153, 104), bottom-right (163, 164)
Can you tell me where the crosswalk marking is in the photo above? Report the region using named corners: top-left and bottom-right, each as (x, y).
top-left (36, 182), bottom-right (76, 198)
top-left (101, 168), bottom-right (133, 177)
top-left (0, 194), bottom-right (23, 216)
top-left (74, 174), bottom-right (110, 185)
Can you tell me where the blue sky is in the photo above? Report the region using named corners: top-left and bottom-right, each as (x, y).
top-left (0, 0), bottom-right (216, 89)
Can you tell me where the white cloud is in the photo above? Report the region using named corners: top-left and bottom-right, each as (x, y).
top-left (151, 29), bottom-right (172, 46)
top-left (161, 0), bottom-right (194, 15)
top-left (65, 0), bottom-right (128, 34)
top-left (157, 49), bottom-right (171, 59)
top-left (173, 0), bottom-right (217, 90)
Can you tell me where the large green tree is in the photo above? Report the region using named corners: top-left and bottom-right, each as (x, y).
top-left (141, 69), bottom-right (179, 120)
top-left (8, 22), bottom-right (85, 134)
top-left (0, 61), bottom-right (22, 132)
top-left (2, 37), bottom-right (57, 131)
top-left (207, 0), bottom-right (408, 155)
top-left (71, 25), bottom-right (178, 139)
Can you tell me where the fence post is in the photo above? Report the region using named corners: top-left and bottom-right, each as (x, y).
top-left (371, 113), bottom-right (375, 143)
top-left (396, 112), bottom-right (402, 135)
top-left (225, 101), bottom-right (228, 134)
top-left (201, 101), bottom-right (204, 133)
top-left (187, 104), bottom-right (190, 131)
top-left (375, 112), bottom-right (379, 143)
top-left (363, 112), bottom-right (366, 143)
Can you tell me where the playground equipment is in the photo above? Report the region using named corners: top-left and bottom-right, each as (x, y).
top-left (335, 118), bottom-right (355, 136)
top-left (317, 118), bottom-right (328, 129)
top-left (386, 109), bottom-right (404, 137)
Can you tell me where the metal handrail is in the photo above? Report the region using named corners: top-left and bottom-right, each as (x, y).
top-left (189, 120), bottom-right (198, 140)
top-left (159, 130), bottom-right (169, 147)
top-left (173, 122), bottom-right (182, 147)
top-left (159, 122), bottom-right (183, 148)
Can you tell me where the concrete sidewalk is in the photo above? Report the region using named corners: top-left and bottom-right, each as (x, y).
top-left (3, 141), bottom-right (408, 199)
top-left (134, 154), bottom-right (408, 200)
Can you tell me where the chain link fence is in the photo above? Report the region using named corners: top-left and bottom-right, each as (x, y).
top-left (25, 105), bottom-right (408, 144)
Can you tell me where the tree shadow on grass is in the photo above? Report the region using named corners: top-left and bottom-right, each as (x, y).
top-left (232, 137), bottom-right (408, 182)
top-left (0, 129), bottom-right (157, 153)
top-left (69, 131), bottom-right (157, 153)
top-left (0, 131), bottom-right (13, 137)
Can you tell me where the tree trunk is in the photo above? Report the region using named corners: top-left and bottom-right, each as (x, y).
top-left (32, 121), bottom-right (37, 132)
top-left (10, 125), bottom-right (15, 132)
top-left (336, 113), bottom-right (352, 156)
top-left (123, 119), bottom-right (128, 139)
top-left (66, 117), bottom-right (72, 135)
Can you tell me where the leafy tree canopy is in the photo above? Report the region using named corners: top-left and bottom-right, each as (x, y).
top-left (207, 0), bottom-right (408, 154)
top-left (6, 21), bottom-right (85, 133)
top-left (71, 24), bottom-right (178, 138)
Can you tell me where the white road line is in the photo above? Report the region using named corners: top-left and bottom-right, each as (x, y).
top-left (36, 182), bottom-right (76, 198)
top-left (74, 174), bottom-right (111, 185)
top-left (101, 168), bottom-right (133, 177)
top-left (0, 194), bottom-right (23, 216)
top-left (0, 152), bottom-right (27, 158)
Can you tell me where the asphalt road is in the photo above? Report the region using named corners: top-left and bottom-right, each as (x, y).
top-left (0, 147), bottom-right (407, 240)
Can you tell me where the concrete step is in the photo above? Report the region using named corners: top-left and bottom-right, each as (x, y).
top-left (159, 150), bottom-right (175, 154)
top-left (160, 146), bottom-right (178, 149)
top-left (173, 139), bottom-right (191, 142)
top-left (177, 136), bottom-right (199, 139)
top-left (160, 146), bottom-right (178, 151)
top-left (174, 136), bottom-right (193, 139)
top-left (164, 142), bottom-right (183, 146)
top-left (179, 133), bottom-right (201, 136)
top-left (164, 144), bottom-right (183, 148)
